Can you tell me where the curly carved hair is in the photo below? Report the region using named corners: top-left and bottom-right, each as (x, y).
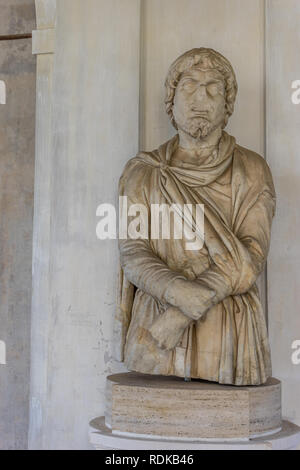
top-left (165, 48), bottom-right (238, 130)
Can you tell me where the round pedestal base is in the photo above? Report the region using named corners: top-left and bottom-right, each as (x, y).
top-left (89, 417), bottom-right (300, 450)
top-left (105, 373), bottom-right (282, 441)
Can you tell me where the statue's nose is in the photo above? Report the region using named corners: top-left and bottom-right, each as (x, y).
top-left (194, 85), bottom-right (208, 102)
top-left (191, 86), bottom-right (213, 114)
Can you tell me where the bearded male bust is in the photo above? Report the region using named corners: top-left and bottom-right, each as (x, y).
top-left (115, 48), bottom-right (276, 386)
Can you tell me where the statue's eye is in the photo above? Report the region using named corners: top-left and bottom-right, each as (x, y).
top-left (180, 79), bottom-right (197, 92)
top-left (207, 83), bottom-right (224, 97)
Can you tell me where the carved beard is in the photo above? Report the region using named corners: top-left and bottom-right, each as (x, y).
top-left (180, 117), bottom-right (213, 140)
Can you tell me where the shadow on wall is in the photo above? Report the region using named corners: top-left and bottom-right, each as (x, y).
top-left (0, 0), bottom-right (36, 451)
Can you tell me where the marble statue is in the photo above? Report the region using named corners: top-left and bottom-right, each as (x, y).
top-left (114, 48), bottom-right (276, 385)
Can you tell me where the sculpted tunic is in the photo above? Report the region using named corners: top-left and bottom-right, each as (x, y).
top-left (115, 132), bottom-right (276, 385)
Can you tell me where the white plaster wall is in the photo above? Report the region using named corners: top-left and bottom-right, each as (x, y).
top-left (266, 0), bottom-right (300, 429)
top-left (140, 0), bottom-right (265, 155)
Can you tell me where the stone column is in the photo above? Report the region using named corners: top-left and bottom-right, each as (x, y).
top-left (0, 0), bottom-right (36, 450)
top-left (28, 0), bottom-right (57, 450)
top-left (29, 0), bottom-right (140, 450)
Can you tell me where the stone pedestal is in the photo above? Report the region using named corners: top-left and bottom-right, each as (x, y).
top-left (88, 372), bottom-right (300, 450)
top-left (89, 417), bottom-right (300, 450)
top-left (105, 373), bottom-right (282, 441)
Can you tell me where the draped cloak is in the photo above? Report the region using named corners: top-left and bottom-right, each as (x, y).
top-left (114, 132), bottom-right (276, 386)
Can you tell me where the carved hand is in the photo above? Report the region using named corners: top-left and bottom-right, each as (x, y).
top-left (149, 277), bottom-right (220, 351)
top-left (149, 306), bottom-right (192, 350)
top-left (164, 278), bottom-right (218, 321)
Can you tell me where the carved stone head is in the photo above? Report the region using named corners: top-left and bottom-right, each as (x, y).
top-left (165, 48), bottom-right (238, 139)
